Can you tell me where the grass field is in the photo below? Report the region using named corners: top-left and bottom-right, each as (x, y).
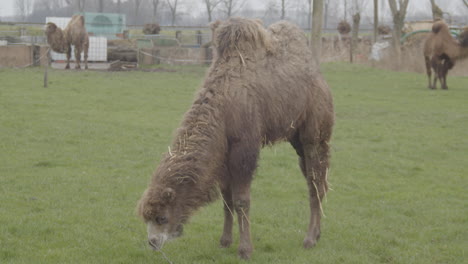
top-left (1, 63), bottom-right (467, 263)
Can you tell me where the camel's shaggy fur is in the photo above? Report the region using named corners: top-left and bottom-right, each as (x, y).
top-left (423, 21), bottom-right (468, 89)
top-left (45, 15), bottom-right (89, 69)
top-left (137, 17), bottom-right (334, 260)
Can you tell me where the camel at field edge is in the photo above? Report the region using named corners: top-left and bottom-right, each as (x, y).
top-left (423, 20), bottom-right (468, 89)
top-left (45, 15), bottom-right (89, 70)
top-left (137, 17), bottom-right (334, 260)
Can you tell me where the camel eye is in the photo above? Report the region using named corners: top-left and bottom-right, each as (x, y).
top-left (156, 216), bottom-right (168, 225)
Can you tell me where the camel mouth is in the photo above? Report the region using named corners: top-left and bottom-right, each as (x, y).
top-left (148, 234), bottom-right (167, 251)
top-left (148, 239), bottom-right (163, 251)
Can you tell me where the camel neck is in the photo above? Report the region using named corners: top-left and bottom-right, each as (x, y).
top-left (158, 97), bottom-right (226, 188)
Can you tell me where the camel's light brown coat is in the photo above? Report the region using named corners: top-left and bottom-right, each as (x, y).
top-left (424, 21), bottom-right (468, 89)
top-left (137, 17), bottom-right (334, 260)
top-left (45, 15), bottom-right (89, 69)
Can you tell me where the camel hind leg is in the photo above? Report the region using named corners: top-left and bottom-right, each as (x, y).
top-left (290, 128), bottom-right (331, 249)
top-left (431, 57), bottom-right (440, 89)
top-left (74, 47), bottom-right (82, 69)
top-left (441, 57), bottom-right (454, 90)
top-left (84, 40), bottom-right (89, 70)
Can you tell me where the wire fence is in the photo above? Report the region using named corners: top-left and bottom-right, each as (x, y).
top-left (0, 21), bottom-right (378, 67)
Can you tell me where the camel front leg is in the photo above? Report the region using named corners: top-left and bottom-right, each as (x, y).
top-left (302, 142), bottom-right (329, 249)
top-left (65, 47), bottom-right (71, 69)
top-left (227, 139), bottom-right (259, 259)
top-left (424, 56), bottom-right (432, 89)
top-left (232, 185), bottom-right (252, 260)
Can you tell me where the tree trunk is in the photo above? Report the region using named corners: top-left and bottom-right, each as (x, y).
top-left (98, 0), bottom-right (104, 12)
top-left (388, 0), bottom-right (409, 67)
top-left (152, 0), bottom-right (160, 23)
top-left (429, 0), bottom-right (443, 20)
top-left (344, 0), bottom-right (347, 21)
top-left (281, 0), bottom-right (285, 20)
top-left (350, 12), bottom-right (360, 63)
top-left (373, 0), bottom-right (378, 43)
top-left (311, 0), bottom-right (324, 67)
top-left (324, 0), bottom-right (329, 30)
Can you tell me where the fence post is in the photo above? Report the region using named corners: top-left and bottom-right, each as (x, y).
top-left (20, 27), bottom-right (27, 36)
top-left (196, 30), bottom-right (202, 47)
top-left (176, 31), bottom-right (182, 43)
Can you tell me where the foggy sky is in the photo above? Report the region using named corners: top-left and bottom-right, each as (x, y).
top-left (0, 0), bottom-right (465, 21)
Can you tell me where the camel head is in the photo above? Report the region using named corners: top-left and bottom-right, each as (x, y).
top-left (459, 27), bottom-right (468, 47)
top-left (45, 22), bottom-right (58, 36)
top-left (137, 186), bottom-right (186, 251)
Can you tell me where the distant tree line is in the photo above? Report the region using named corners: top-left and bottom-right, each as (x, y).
top-left (9, 0), bottom-right (468, 28)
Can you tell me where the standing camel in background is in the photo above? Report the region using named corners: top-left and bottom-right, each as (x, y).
top-left (424, 20), bottom-right (468, 89)
top-left (137, 17), bottom-right (334, 260)
top-left (45, 15), bottom-right (89, 69)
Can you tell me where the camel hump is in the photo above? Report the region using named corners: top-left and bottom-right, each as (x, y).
top-left (432, 21), bottom-right (448, 34)
top-left (71, 14), bottom-right (85, 26)
top-left (213, 17), bottom-right (271, 58)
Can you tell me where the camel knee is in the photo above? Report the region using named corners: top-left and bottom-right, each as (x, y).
top-left (234, 199), bottom-right (250, 215)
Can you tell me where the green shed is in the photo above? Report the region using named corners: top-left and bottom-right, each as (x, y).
top-left (80, 12), bottom-right (126, 38)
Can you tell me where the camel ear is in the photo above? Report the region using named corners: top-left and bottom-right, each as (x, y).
top-left (161, 188), bottom-right (175, 204)
top-left (210, 20), bottom-right (221, 33)
top-left (47, 23), bottom-right (57, 32)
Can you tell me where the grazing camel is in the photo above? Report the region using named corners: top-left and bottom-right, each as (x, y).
top-left (424, 21), bottom-right (468, 89)
top-left (137, 18), bottom-right (334, 260)
top-left (45, 15), bottom-right (89, 69)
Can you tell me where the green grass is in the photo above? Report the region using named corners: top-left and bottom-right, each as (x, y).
top-left (1, 63), bottom-right (467, 263)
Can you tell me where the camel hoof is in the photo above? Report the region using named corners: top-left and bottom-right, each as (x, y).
top-left (238, 246), bottom-right (252, 260)
top-left (303, 238), bottom-right (317, 249)
top-left (220, 237), bottom-right (232, 248)
top-left (303, 232), bottom-right (320, 249)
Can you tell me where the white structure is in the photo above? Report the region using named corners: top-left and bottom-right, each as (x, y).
top-left (45, 17), bottom-right (107, 62)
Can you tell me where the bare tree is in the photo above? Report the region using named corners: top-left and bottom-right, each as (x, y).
top-left (463, 0), bottom-right (468, 8)
top-left (311, 0), bottom-right (324, 66)
top-left (373, 0), bottom-right (378, 43)
top-left (97, 0), bottom-right (104, 12)
top-left (281, 0), bottom-right (286, 19)
top-left (350, 0), bottom-right (367, 63)
top-left (324, 0), bottom-right (331, 29)
top-left (221, 0), bottom-right (245, 18)
top-left (15, 0), bottom-right (33, 21)
top-left (204, 0), bottom-right (222, 22)
top-left (429, 0), bottom-right (443, 20)
top-left (133, 0), bottom-right (143, 24)
top-left (388, 0), bottom-right (410, 66)
top-left (76, 0), bottom-right (86, 12)
top-left (151, 0), bottom-right (161, 23)
top-left (344, 0), bottom-right (348, 21)
top-left (167, 0), bottom-right (179, 26)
